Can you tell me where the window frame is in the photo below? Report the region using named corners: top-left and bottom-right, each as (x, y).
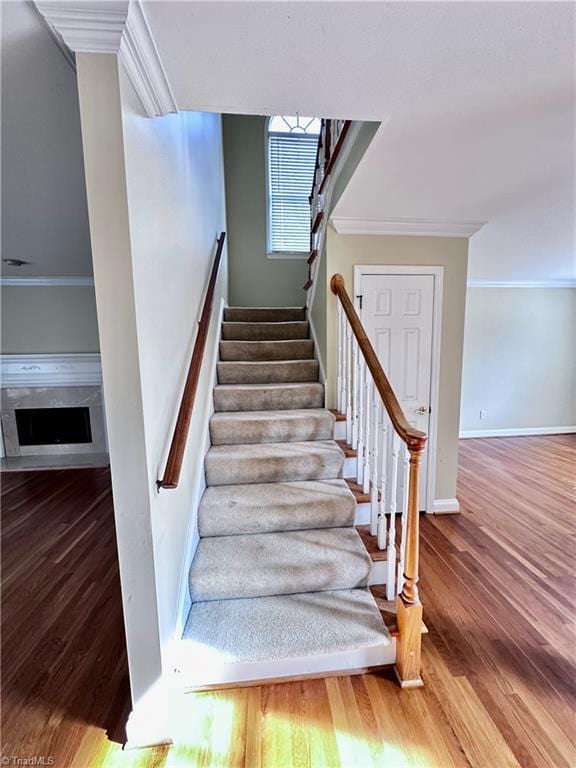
top-left (264, 117), bottom-right (318, 260)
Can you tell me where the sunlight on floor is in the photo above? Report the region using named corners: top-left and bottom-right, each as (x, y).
top-left (89, 682), bottom-right (436, 768)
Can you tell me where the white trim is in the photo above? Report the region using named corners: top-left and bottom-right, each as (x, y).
top-left (34, 1), bottom-right (128, 53)
top-left (353, 265), bottom-right (444, 516)
top-left (1, 354), bottom-right (102, 388)
top-left (308, 312), bottom-right (327, 386)
top-left (467, 279), bottom-right (576, 289)
top-left (0, 277), bottom-right (94, 286)
top-left (35, 0), bottom-right (177, 117)
top-left (172, 299), bottom-right (226, 641)
top-left (119, 1), bottom-right (177, 117)
top-left (266, 252), bottom-right (309, 260)
top-left (460, 426), bottom-right (576, 438)
top-left (331, 217), bottom-right (485, 238)
top-left (29, 0), bottom-right (77, 71)
top-left (168, 637), bottom-right (394, 690)
top-left (368, 560), bottom-right (388, 586)
top-left (432, 498), bottom-right (460, 514)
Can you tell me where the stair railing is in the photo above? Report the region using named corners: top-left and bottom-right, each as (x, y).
top-left (158, 232), bottom-right (226, 490)
top-left (331, 273), bottom-right (428, 687)
top-left (305, 120), bottom-right (352, 300)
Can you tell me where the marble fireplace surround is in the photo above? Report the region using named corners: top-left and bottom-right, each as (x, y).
top-left (1, 385), bottom-right (107, 457)
top-left (0, 354), bottom-right (107, 459)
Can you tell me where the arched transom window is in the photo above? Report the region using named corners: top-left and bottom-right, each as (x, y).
top-left (267, 116), bottom-right (320, 256)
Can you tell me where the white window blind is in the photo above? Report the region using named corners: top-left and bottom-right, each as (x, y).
top-left (268, 133), bottom-right (318, 253)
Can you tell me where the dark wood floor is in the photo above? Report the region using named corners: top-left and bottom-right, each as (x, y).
top-left (1, 435), bottom-right (575, 766)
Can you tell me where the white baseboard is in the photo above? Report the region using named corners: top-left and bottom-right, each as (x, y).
top-left (168, 637), bottom-right (394, 690)
top-left (124, 680), bottom-right (174, 749)
top-left (355, 502), bottom-right (370, 525)
top-left (368, 560), bottom-right (388, 585)
top-left (172, 298), bottom-right (226, 640)
top-left (460, 426), bottom-right (576, 439)
top-left (432, 498), bottom-right (460, 514)
top-left (307, 313), bottom-right (327, 385)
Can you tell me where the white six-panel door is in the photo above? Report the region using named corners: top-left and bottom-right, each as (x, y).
top-left (358, 272), bottom-right (435, 508)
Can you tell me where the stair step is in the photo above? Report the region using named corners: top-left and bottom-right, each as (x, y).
top-left (210, 409), bottom-right (334, 446)
top-left (217, 359), bottom-right (319, 385)
top-left (198, 479), bottom-right (355, 537)
top-left (222, 321), bottom-right (309, 342)
top-left (220, 339), bottom-right (314, 362)
top-left (182, 588), bottom-right (390, 665)
top-left (224, 307), bottom-right (306, 323)
top-left (189, 527), bottom-right (371, 602)
top-left (205, 440), bottom-right (344, 486)
top-left (213, 382), bottom-right (324, 412)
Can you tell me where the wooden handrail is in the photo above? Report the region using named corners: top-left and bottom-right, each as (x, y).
top-left (158, 232), bottom-right (226, 490)
top-left (330, 273), bottom-right (427, 451)
top-left (319, 120), bottom-right (351, 195)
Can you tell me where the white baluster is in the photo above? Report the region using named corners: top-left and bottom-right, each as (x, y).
top-left (345, 322), bottom-right (352, 445)
top-left (363, 375), bottom-right (372, 494)
top-left (396, 445), bottom-right (410, 595)
top-left (370, 397), bottom-right (380, 536)
top-left (356, 361), bottom-right (365, 485)
top-left (351, 338), bottom-right (359, 449)
top-left (386, 433), bottom-right (401, 601)
top-left (337, 302), bottom-right (343, 414)
top-left (377, 416), bottom-right (388, 550)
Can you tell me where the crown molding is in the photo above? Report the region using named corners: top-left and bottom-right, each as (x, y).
top-left (467, 279), bottom-right (576, 288)
top-left (119, 2), bottom-right (177, 117)
top-left (34, 1), bottom-right (177, 117)
top-left (35, 1), bottom-right (129, 53)
top-left (0, 277), bottom-right (94, 287)
top-left (330, 217), bottom-right (486, 238)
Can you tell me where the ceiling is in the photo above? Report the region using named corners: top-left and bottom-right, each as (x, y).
top-left (143, 0), bottom-right (575, 281)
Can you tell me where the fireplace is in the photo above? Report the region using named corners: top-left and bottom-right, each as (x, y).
top-left (1, 386), bottom-right (107, 457)
top-left (16, 407), bottom-right (92, 447)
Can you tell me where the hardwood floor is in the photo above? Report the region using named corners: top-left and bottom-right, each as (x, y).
top-left (2, 435), bottom-right (575, 767)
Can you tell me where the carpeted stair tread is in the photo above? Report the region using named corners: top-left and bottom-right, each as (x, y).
top-left (219, 340), bottom-right (314, 361)
top-left (222, 321), bottom-right (309, 341)
top-left (210, 409), bottom-right (334, 445)
top-left (183, 588), bottom-right (390, 662)
top-left (224, 307), bottom-right (306, 323)
top-left (189, 527), bottom-right (371, 602)
top-left (217, 359), bottom-right (319, 384)
top-left (214, 382), bottom-right (324, 412)
top-left (205, 440), bottom-right (344, 486)
top-left (198, 479), bottom-right (355, 536)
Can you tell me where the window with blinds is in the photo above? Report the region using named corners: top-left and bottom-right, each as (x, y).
top-left (267, 116), bottom-right (320, 255)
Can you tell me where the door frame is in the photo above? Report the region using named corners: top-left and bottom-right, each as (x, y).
top-left (353, 265), bottom-right (444, 515)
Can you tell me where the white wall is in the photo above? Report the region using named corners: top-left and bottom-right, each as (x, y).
top-left (460, 288), bottom-right (576, 434)
top-left (76, 53), bottom-right (227, 717)
top-left (1, 1), bottom-right (92, 278)
top-left (118, 64), bottom-right (227, 653)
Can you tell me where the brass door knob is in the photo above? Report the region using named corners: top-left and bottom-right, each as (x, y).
top-left (415, 406), bottom-right (430, 414)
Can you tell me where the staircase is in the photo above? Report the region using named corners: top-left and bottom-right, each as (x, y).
top-left (177, 306), bottom-right (393, 687)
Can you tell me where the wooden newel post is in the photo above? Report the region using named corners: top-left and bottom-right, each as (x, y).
top-left (395, 442), bottom-right (426, 688)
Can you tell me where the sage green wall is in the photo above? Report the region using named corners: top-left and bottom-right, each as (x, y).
top-left (324, 230), bottom-right (469, 502)
top-left (461, 288), bottom-right (576, 432)
top-left (1, 285), bottom-right (99, 353)
top-left (222, 115), bottom-right (307, 306)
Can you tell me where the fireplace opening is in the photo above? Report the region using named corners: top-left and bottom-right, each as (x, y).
top-left (15, 407), bottom-right (92, 446)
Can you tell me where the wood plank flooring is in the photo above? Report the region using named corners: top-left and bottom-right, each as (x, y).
top-left (2, 434), bottom-right (575, 767)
